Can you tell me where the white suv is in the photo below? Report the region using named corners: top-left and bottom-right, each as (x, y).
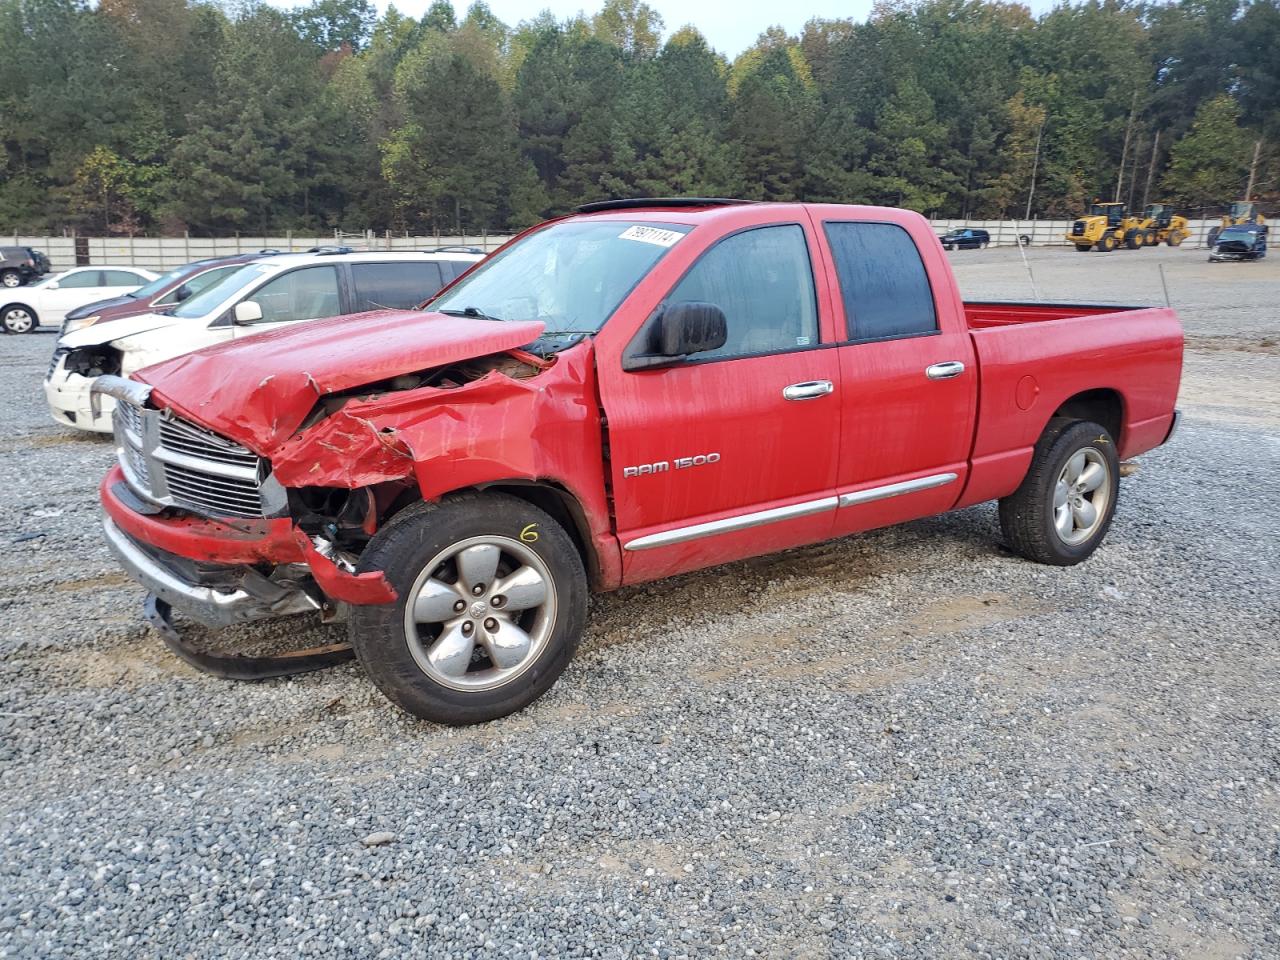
top-left (45, 250), bottom-right (482, 432)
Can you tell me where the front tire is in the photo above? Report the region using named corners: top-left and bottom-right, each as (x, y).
top-left (1, 304), bottom-right (37, 333)
top-left (349, 492), bottom-right (588, 724)
top-left (999, 419), bottom-right (1119, 566)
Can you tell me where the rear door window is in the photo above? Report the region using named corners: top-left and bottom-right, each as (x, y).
top-left (351, 261), bottom-right (445, 311)
top-left (104, 270), bottom-right (146, 286)
top-left (824, 222), bottom-right (938, 342)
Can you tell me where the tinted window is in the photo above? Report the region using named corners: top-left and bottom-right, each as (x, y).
top-left (352, 262), bottom-right (445, 311)
top-left (104, 270), bottom-right (145, 286)
top-left (158, 265), bottom-right (241, 305)
top-left (824, 222), bottom-right (937, 341)
top-left (666, 225), bottom-right (818, 360)
top-left (59, 270), bottom-right (102, 288)
top-left (250, 266), bottom-right (341, 323)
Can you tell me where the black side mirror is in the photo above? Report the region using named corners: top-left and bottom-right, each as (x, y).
top-left (624, 301), bottom-right (727, 371)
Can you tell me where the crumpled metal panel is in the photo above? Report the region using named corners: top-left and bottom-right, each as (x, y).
top-left (136, 312), bottom-right (547, 453)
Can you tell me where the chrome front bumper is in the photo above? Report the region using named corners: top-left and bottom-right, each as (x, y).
top-left (103, 519), bottom-right (318, 628)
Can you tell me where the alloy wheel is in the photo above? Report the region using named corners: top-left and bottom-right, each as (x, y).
top-left (403, 535), bottom-right (556, 692)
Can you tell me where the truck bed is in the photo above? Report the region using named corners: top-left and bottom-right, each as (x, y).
top-left (964, 300), bottom-right (1147, 328)
top-left (955, 300), bottom-right (1183, 509)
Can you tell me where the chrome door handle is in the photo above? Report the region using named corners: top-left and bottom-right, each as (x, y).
top-left (925, 361), bottom-right (966, 380)
top-left (782, 380), bottom-right (835, 401)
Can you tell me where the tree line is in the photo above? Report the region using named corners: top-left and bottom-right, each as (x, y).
top-left (1, 0), bottom-right (1276, 236)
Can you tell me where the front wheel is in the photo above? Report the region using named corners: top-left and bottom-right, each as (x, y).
top-left (1166, 231), bottom-right (1184, 247)
top-left (999, 419), bottom-right (1120, 566)
top-left (349, 492), bottom-right (588, 724)
top-left (2, 305), bottom-right (37, 333)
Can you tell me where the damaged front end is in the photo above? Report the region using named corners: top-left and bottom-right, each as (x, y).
top-left (92, 315), bottom-right (606, 679)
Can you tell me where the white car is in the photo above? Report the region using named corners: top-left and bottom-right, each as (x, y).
top-left (45, 250), bottom-right (482, 432)
top-left (1, 266), bottom-right (159, 334)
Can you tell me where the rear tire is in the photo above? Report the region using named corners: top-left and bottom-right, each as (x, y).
top-left (0, 270), bottom-right (21, 288)
top-left (349, 492), bottom-right (588, 724)
top-left (1166, 232), bottom-right (1184, 247)
top-left (999, 419), bottom-right (1120, 566)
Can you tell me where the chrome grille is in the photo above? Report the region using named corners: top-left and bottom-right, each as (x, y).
top-left (112, 398), bottom-right (280, 519)
top-left (158, 417), bottom-right (260, 470)
top-left (116, 397), bottom-right (144, 437)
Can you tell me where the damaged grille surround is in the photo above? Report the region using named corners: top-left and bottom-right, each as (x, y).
top-left (94, 375), bottom-right (288, 520)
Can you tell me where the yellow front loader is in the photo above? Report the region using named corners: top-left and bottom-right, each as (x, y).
top-left (1143, 203), bottom-right (1189, 246)
top-left (1065, 202), bottom-right (1153, 252)
top-left (1208, 201), bottom-right (1266, 245)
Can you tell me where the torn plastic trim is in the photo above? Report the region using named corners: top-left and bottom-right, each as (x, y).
top-left (90, 373), bottom-right (152, 419)
top-left (293, 530), bottom-right (397, 605)
top-left (145, 595), bottom-right (355, 681)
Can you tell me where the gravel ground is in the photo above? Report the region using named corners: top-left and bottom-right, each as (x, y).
top-left (1, 247), bottom-right (1278, 959)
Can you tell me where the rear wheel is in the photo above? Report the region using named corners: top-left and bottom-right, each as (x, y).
top-left (349, 492), bottom-right (588, 724)
top-left (1, 304), bottom-right (37, 333)
top-left (0, 270), bottom-right (21, 288)
top-left (1166, 231), bottom-right (1184, 247)
top-left (999, 419), bottom-right (1119, 566)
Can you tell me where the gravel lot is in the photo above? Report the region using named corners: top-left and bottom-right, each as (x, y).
top-left (2, 247), bottom-right (1278, 959)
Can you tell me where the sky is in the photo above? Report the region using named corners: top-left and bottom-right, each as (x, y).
top-left (343, 0), bottom-right (1059, 58)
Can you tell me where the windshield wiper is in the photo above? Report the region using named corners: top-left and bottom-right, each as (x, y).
top-left (439, 306), bottom-right (502, 321)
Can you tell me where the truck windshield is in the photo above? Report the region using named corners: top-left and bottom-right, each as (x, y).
top-left (170, 263), bottom-right (273, 319)
top-left (430, 220), bottom-right (691, 335)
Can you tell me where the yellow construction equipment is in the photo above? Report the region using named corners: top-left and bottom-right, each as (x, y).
top-left (1142, 203), bottom-right (1190, 247)
top-left (1208, 201), bottom-right (1266, 245)
top-left (1065, 202), bottom-right (1153, 252)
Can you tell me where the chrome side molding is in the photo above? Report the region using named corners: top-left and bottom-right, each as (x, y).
top-left (838, 472), bottom-right (958, 508)
top-left (623, 497), bottom-right (838, 551)
top-left (622, 472), bottom-right (960, 551)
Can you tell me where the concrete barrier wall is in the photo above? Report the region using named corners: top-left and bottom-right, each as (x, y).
top-left (10, 219), bottom-right (1223, 271)
top-left (5, 234), bottom-right (514, 272)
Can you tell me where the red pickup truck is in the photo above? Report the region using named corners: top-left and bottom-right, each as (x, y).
top-left (93, 200), bottom-right (1183, 724)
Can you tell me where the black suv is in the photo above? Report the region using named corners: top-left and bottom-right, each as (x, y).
top-left (1, 246), bottom-right (51, 287)
top-left (938, 229), bottom-right (990, 250)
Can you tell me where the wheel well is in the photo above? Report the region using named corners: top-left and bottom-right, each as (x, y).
top-left (475, 481), bottom-right (600, 587)
top-left (1052, 389), bottom-right (1123, 445)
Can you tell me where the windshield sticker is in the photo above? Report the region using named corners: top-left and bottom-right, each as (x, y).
top-left (619, 225), bottom-right (684, 248)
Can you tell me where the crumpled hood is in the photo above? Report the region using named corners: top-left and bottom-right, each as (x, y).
top-left (59, 311), bottom-right (180, 348)
top-left (136, 310), bottom-right (546, 454)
